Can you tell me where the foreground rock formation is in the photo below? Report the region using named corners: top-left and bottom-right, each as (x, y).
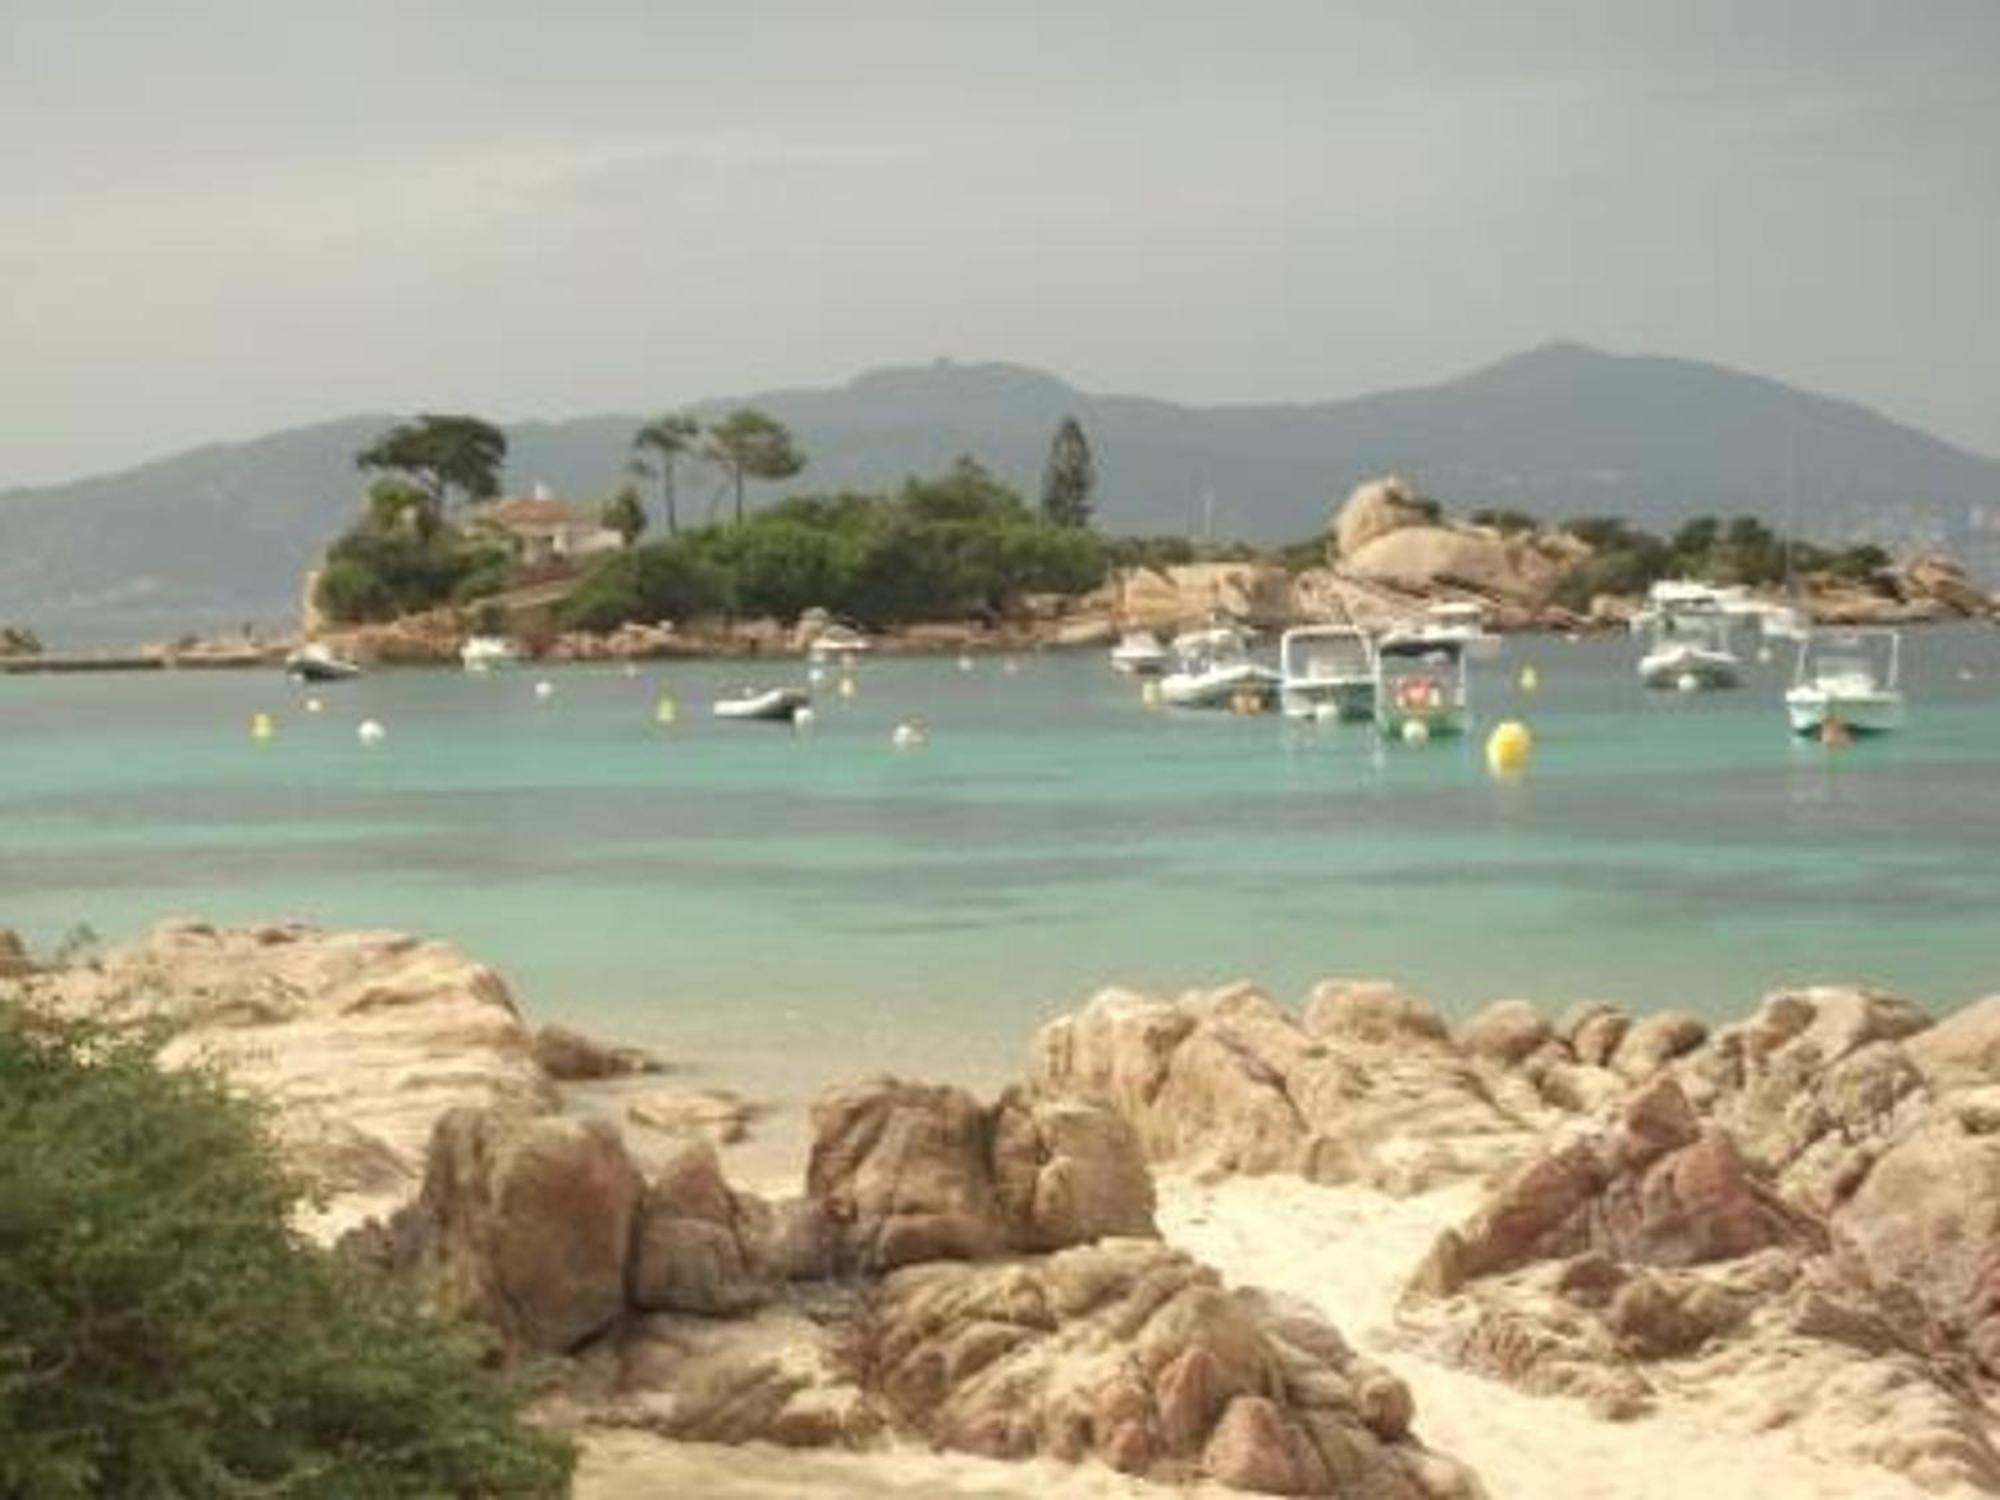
top-left (1038, 974), bottom-right (2000, 1493)
top-left (372, 1075), bottom-right (1479, 1496)
top-left (19, 921), bottom-right (2000, 1496)
top-left (7, 920), bottom-right (559, 1236)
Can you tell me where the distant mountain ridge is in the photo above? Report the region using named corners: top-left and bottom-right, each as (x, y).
top-left (5, 343), bottom-right (1997, 644)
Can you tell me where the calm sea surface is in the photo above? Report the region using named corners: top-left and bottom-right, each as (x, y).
top-left (5, 631), bottom-right (1999, 1117)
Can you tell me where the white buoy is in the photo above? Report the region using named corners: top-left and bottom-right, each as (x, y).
top-left (534, 679), bottom-right (555, 701)
top-left (892, 720), bottom-right (929, 749)
top-left (357, 719), bottom-right (386, 745)
top-left (1676, 672), bottom-right (1701, 693)
top-left (1002, 657), bottom-right (1020, 676)
top-left (808, 665), bottom-right (826, 686)
top-left (622, 662), bottom-right (638, 679)
top-left (1401, 718), bottom-right (1431, 746)
top-left (304, 696), bottom-right (324, 714)
top-left (1313, 702), bottom-right (1340, 725)
top-left (793, 706), bottom-right (817, 733)
top-left (1756, 645), bottom-right (1774, 665)
top-left (957, 654), bottom-right (975, 673)
top-left (837, 675), bottom-right (857, 700)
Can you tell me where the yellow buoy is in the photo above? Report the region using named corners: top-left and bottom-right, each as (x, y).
top-left (654, 692), bottom-right (678, 726)
top-left (1141, 679), bottom-right (1164, 710)
top-left (1517, 664), bottom-right (1540, 694)
top-left (838, 675), bottom-right (857, 700)
top-left (249, 712), bottom-right (275, 742)
top-left (1401, 717), bottom-right (1431, 746)
top-left (1486, 719), bottom-right (1533, 776)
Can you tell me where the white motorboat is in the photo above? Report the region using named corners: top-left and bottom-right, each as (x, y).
top-left (1634, 587), bottom-right (1742, 689)
top-left (460, 634), bottom-right (522, 671)
top-left (1411, 601), bottom-right (1502, 661)
top-left (1785, 630), bottom-right (1905, 736)
top-left (1278, 625), bottom-right (1376, 721)
top-left (806, 625), bottom-right (871, 662)
top-left (283, 643), bottom-right (361, 682)
top-left (1109, 630), bottom-right (1171, 676)
top-left (1159, 626), bottom-right (1280, 710)
top-left (1373, 632), bottom-right (1470, 738)
top-left (714, 686), bottom-right (812, 722)
top-left (1757, 603), bottom-right (1811, 644)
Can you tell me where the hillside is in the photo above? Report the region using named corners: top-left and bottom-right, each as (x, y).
top-left (4, 343), bottom-right (1997, 644)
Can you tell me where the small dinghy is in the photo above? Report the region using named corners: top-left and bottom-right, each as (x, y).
top-left (284, 643), bottom-right (362, 682)
top-left (713, 686), bottom-right (812, 723)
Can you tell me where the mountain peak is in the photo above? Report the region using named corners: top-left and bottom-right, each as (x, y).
top-left (1453, 340), bottom-right (1620, 386)
top-left (842, 359), bottom-right (1080, 402)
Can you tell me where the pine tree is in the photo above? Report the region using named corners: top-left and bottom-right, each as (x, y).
top-left (1040, 416), bottom-right (1096, 528)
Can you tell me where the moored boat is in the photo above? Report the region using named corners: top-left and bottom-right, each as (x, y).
top-left (1159, 626), bottom-right (1280, 710)
top-left (713, 686), bottom-right (813, 723)
top-left (1109, 630), bottom-right (1171, 677)
top-left (806, 625), bottom-right (871, 663)
top-left (1278, 625), bottom-right (1376, 720)
top-left (1785, 629), bottom-right (1905, 736)
top-left (1634, 584), bottom-right (1742, 690)
top-left (460, 635), bottom-right (522, 672)
top-left (1373, 632), bottom-right (1469, 738)
top-left (284, 643), bottom-right (361, 682)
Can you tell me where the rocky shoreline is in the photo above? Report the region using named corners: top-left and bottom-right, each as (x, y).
top-left (7, 922), bottom-right (2000, 1497)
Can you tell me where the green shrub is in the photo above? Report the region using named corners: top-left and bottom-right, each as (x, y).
top-left (558, 464), bottom-right (1109, 631)
top-left (558, 544), bottom-right (733, 631)
top-left (0, 1009), bottom-right (573, 1499)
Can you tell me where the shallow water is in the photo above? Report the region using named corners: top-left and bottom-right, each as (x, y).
top-left (5, 630), bottom-right (1999, 1118)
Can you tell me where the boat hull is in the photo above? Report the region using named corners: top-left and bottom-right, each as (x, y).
top-left (1111, 653), bottom-right (1169, 677)
top-left (1639, 646), bottom-right (1741, 690)
top-left (285, 652), bottom-right (360, 682)
top-left (1785, 687), bottom-right (1904, 736)
top-left (714, 689), bottom-right (811, 722)
top-left (1280, 679), bottom-right (1375, 721)
top-left (1160, 664), bottom-right (1280, 710)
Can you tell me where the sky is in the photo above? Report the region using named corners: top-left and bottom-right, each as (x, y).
top-left (3, 0), bottom-right (1997, 487)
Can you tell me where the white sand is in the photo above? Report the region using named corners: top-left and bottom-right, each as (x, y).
top-left (574, 1171), bottom-right (1949, 1499)
top-left (576, 1429), bottom-right (1211, 1498)
top-left (1157, 1172), bottom-right (1943, 1500)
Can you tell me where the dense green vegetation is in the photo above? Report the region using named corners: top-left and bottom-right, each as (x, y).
top-left (316, 480), bottom-right (515, 623)
top-left (0, 1008), bottom-right (572, 1498)
top-left (560, 458), bottom-right (1107, 631)
top-left (1551, 513), bottom-right (1890, 610)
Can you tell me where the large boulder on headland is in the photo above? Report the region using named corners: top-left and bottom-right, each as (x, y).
top-left (1333, 475), bottom-right (1435, 558)
top-left (1342, 525), bottom-right (1574, 607)
top-left (1896, 552), bottom-right (1993, 618)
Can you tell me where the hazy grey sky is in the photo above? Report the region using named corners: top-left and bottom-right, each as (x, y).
top-left (4, 1), bottom-right (1996, 486)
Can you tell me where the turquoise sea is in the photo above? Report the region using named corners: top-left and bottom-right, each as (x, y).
top-left (5, 631), bottom-right (1999, 1121)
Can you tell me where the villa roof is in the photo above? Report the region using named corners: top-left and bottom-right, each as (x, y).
top-left (470, 497), bottom-right (606, 532)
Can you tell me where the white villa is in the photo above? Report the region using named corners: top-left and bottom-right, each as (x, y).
top-left (469, 486), bottom-right (626, 567)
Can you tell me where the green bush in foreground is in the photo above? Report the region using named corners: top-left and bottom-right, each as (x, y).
top-left (0, 1010), bottom-right (573, 1499)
